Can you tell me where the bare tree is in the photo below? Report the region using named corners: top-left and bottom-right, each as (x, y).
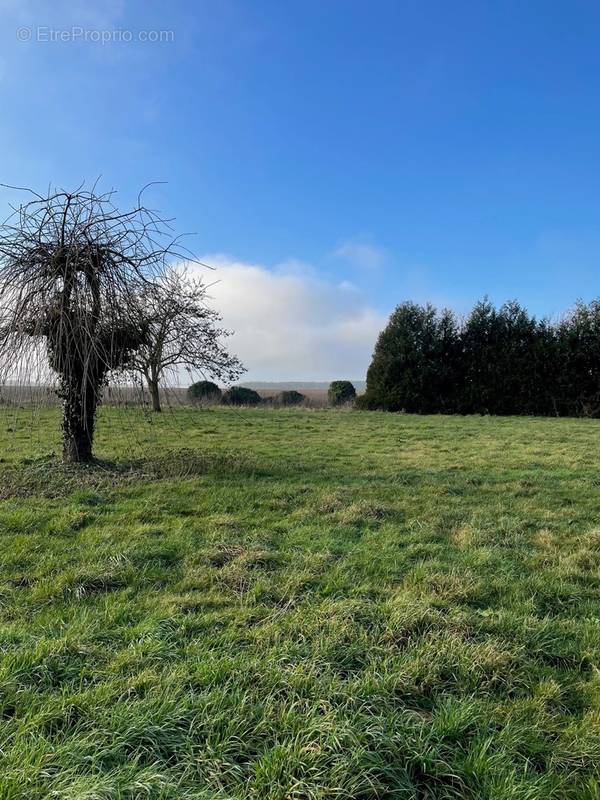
top-left (0, 183), bottom-right (196, 462)
top-left (130, 267), bottom-right (244, 412)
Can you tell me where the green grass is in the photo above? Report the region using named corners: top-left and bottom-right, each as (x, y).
top-left (0, 406), bottom-right (598, 799)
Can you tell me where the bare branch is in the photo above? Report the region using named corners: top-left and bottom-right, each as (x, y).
top-left (129, 266), bottom-right (244, 412)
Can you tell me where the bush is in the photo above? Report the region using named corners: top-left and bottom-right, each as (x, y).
top-left (187, 380), bottom-right (222, 404)
top-left (222, 386), bottom-right (262, 406)
top-left (354, 393), bottom-right (371, 410)
top-left (328, 381), bottom-right (356, 407)
top-left (274, 390), bottom-right (306, 407)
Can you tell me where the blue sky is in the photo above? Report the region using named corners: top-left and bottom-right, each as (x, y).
top-left (2, 0), bottom-right (600, 379)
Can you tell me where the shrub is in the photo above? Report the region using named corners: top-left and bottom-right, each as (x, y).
top-left (187, 380), bottom-right (222, 404)
top-left (354, 393), bottom-right (371, 410)
top-left (274, 390), bottom-right (306, 407)
top-left (222, 386), bottom-right (262, 406)
top-left (328, 381), bottom-right (356, 407)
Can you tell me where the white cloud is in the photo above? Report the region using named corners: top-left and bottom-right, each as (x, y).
top-left (332, 237), bottom-right (388, 270)
top-left (184, 255), bottom-right (385, 382)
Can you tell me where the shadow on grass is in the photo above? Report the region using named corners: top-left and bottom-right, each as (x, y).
top-left (1, 447), bottom-right (590, 509)
top-left (0, 449), bottom-right (305, 499)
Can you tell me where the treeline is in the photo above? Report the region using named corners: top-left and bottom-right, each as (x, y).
top-left (360, 299), bottom-right (600, 417)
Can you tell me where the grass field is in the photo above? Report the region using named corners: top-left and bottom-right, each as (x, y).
top-left (0, 407), bottom-right (598, 799)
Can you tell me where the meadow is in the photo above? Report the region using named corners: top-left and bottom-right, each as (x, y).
top-left (0, 406), bottom-right (598, 799)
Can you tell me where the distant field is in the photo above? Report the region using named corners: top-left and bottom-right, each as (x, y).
top-left (0, 408), bottom-right (598, 799)
top-left (0, 383), bottom-right (337, 408)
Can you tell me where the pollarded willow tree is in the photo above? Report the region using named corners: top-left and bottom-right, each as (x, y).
top-left (130, 267), bottom-right (244, 412)
top-left (0, 184), bottom-right (197, 462)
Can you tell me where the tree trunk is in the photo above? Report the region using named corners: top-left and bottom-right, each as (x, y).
top-left (62, 378), bottom-right (97, 463)
top-left (148, 376), bottom-right (162, 413)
